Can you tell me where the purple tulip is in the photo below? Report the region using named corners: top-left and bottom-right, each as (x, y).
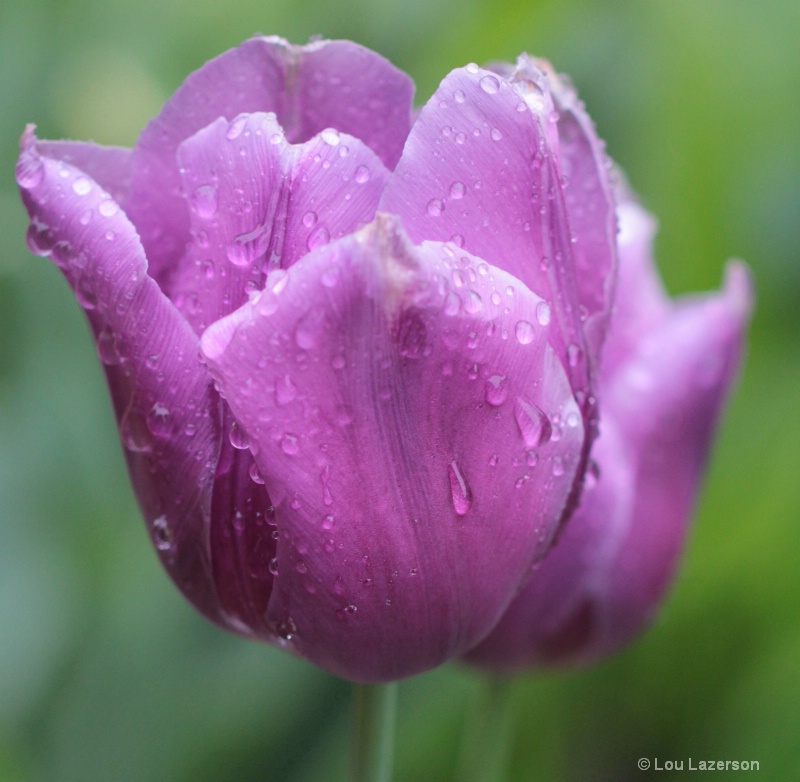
top-left (16, 36), bottom-right (748, 681)
top-left (465, 192), bottom-right (752, 670)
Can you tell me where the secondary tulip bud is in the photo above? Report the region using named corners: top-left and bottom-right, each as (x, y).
top-left (464, 197), bottom-right (752, 670)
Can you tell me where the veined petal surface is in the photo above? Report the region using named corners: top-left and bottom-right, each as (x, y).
top-left (201, 216), bottom-right (583, 681)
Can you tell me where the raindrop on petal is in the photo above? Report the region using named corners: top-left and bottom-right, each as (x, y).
top-left (514, 398), bottom-right (552, 447)
top-left (449, 461), bottom-right (472, 516)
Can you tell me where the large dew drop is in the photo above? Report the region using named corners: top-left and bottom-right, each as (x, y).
top-left (449, 460), bottom-right (472, 516)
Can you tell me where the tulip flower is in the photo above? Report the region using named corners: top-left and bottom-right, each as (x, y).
top-left (465, 194), bottom-right (752, 670)
top-left (16, 36), bottom-right (748, 684)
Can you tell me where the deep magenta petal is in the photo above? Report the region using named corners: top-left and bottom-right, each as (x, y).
top-left (201, 216), bottom-right (583, 681)
top-left (124, 37), bottom-right (413, 294)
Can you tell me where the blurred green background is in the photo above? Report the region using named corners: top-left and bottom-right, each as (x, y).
top-left (1, 0), bottom-right (798, 779)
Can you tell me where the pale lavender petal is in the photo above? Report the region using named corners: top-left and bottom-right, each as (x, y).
top-left (170, 112), bottom-right (389, 334)
top-left (201, 216), bottom-right (583, 681)
top-left (16, 127), bottom-right (224, 626)
top-left (125, 37), bottom-right (412, 293)
top-left (466, 262), bottom-right (752, 669)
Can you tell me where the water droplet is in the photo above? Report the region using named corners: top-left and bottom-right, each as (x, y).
top-left (281, 433), bottom-right (299, 455)
top-left (321, 128), bottom-right (340, 146)
top-left (227, 223), bottom-right (270, 267)
top-left (515, 320), bottom-right (535, 344)
top-left (450, 233), bottom-right (465, 247)
top-left (276, 616), bottom-right (297, 641)
top-left (322, 514), bottom-right (334, 531)
top-left (72, 177), bottom-right (92, 196)
top-left (98, 199), bottom-right (119, 218)
top-left (449, 460), bottom-right (472, 516)
top-left (566, 410), bottom-right (580, 428)
top-left (302, 211), bottom-right (317, 228)
top-left (307, 224), bottom-right (330, 251)
top-left (454, 88), bottom-right (466, 103)
top-left (295, 315), bottom-right (318, 350)
top-left (426, 198), bottom-right (444, 217)
top-left (192, 184), bottom-right (218, 218)
top-left (490, 127), bottom-right (503, 141)
top-left (480, 75), bottom-right (500, 94)
top-left (567, 343), bottom-right (583, 368)
top-left (449, 181), bottom-right (466, 200)
top-left (464, 290), bottom-right (483, 314)
top-left (229, 421), bottom-right (249, 449)
top-left (485, 374), bottom-right (508, 406)
top-left (275, 374), bottom-right (297, 406)
top-left (488, 454), bottom-right (499, 467)
top-left (536, 300), bottom-right (551, 326)
top-left (227, 116), bottom-right (247, 140)
top-left (526, 449), bottom-right (539, 467)
top-left (26, 218), bottom-right (56, 256)
top-left (514, 398), bottom-right (552, 446)
top-left (146, 403), bottom-right (172, 436)
top-left (152, 515), bottom-right (173, 551)
top-left (248, 462), bottom-right (265, 484)
top-left (354, 165), bottom-right (370, 184)
top-left (552, 457), bottom-right (565, 477)
top-left (96, 326), bottom-right (121, 365)
top-left (15, 151), bottom-right (44, 189)
top-left (120, 408), bottom-right (151, 453)
top-left (444, 291), bottom-right (461, 316)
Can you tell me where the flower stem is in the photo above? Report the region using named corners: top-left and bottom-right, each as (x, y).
top-left (351, 682), bottom-right (398, 782)
top-left (456, 676), bottom-right (515, 782)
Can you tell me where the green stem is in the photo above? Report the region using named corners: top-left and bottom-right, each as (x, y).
top-left (351, 682), bottom-right (398, 782)
top-left (456, 676), bottom-right (515, 782)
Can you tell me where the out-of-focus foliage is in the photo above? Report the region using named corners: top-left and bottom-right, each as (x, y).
top-left (1, 0), bottom-right (797, 780)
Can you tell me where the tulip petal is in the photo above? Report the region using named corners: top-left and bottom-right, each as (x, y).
top-left (124, 37), bottom-right (413, 293)
top-left (36, 140), bottom-right (132, 204)
top-left (170, 112), bottom-right (389, 334)
top-left (380, 64), bottom-right (590, 400)
top-left (465, 260), bottom-right (752, 669)
top-left (526, 58), bottom-right (618, 367)
top-left (16, 127), bottom-right (226, 627)
top-left (201, 215), bottom-right (583, 681)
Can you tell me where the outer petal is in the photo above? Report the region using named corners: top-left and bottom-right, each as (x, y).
top-left (201, 216), bottom-right (584, 681)
top-left (124, 37), bottom-right (413, 292)
top-left (531, 58), bottom-right (618, 367)
top-left (16, 127), bottom-right (225, 625)
top-left (170, 112), bottom-right (389, 334)
top-left (465, 257), bottom-right (752, 669)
